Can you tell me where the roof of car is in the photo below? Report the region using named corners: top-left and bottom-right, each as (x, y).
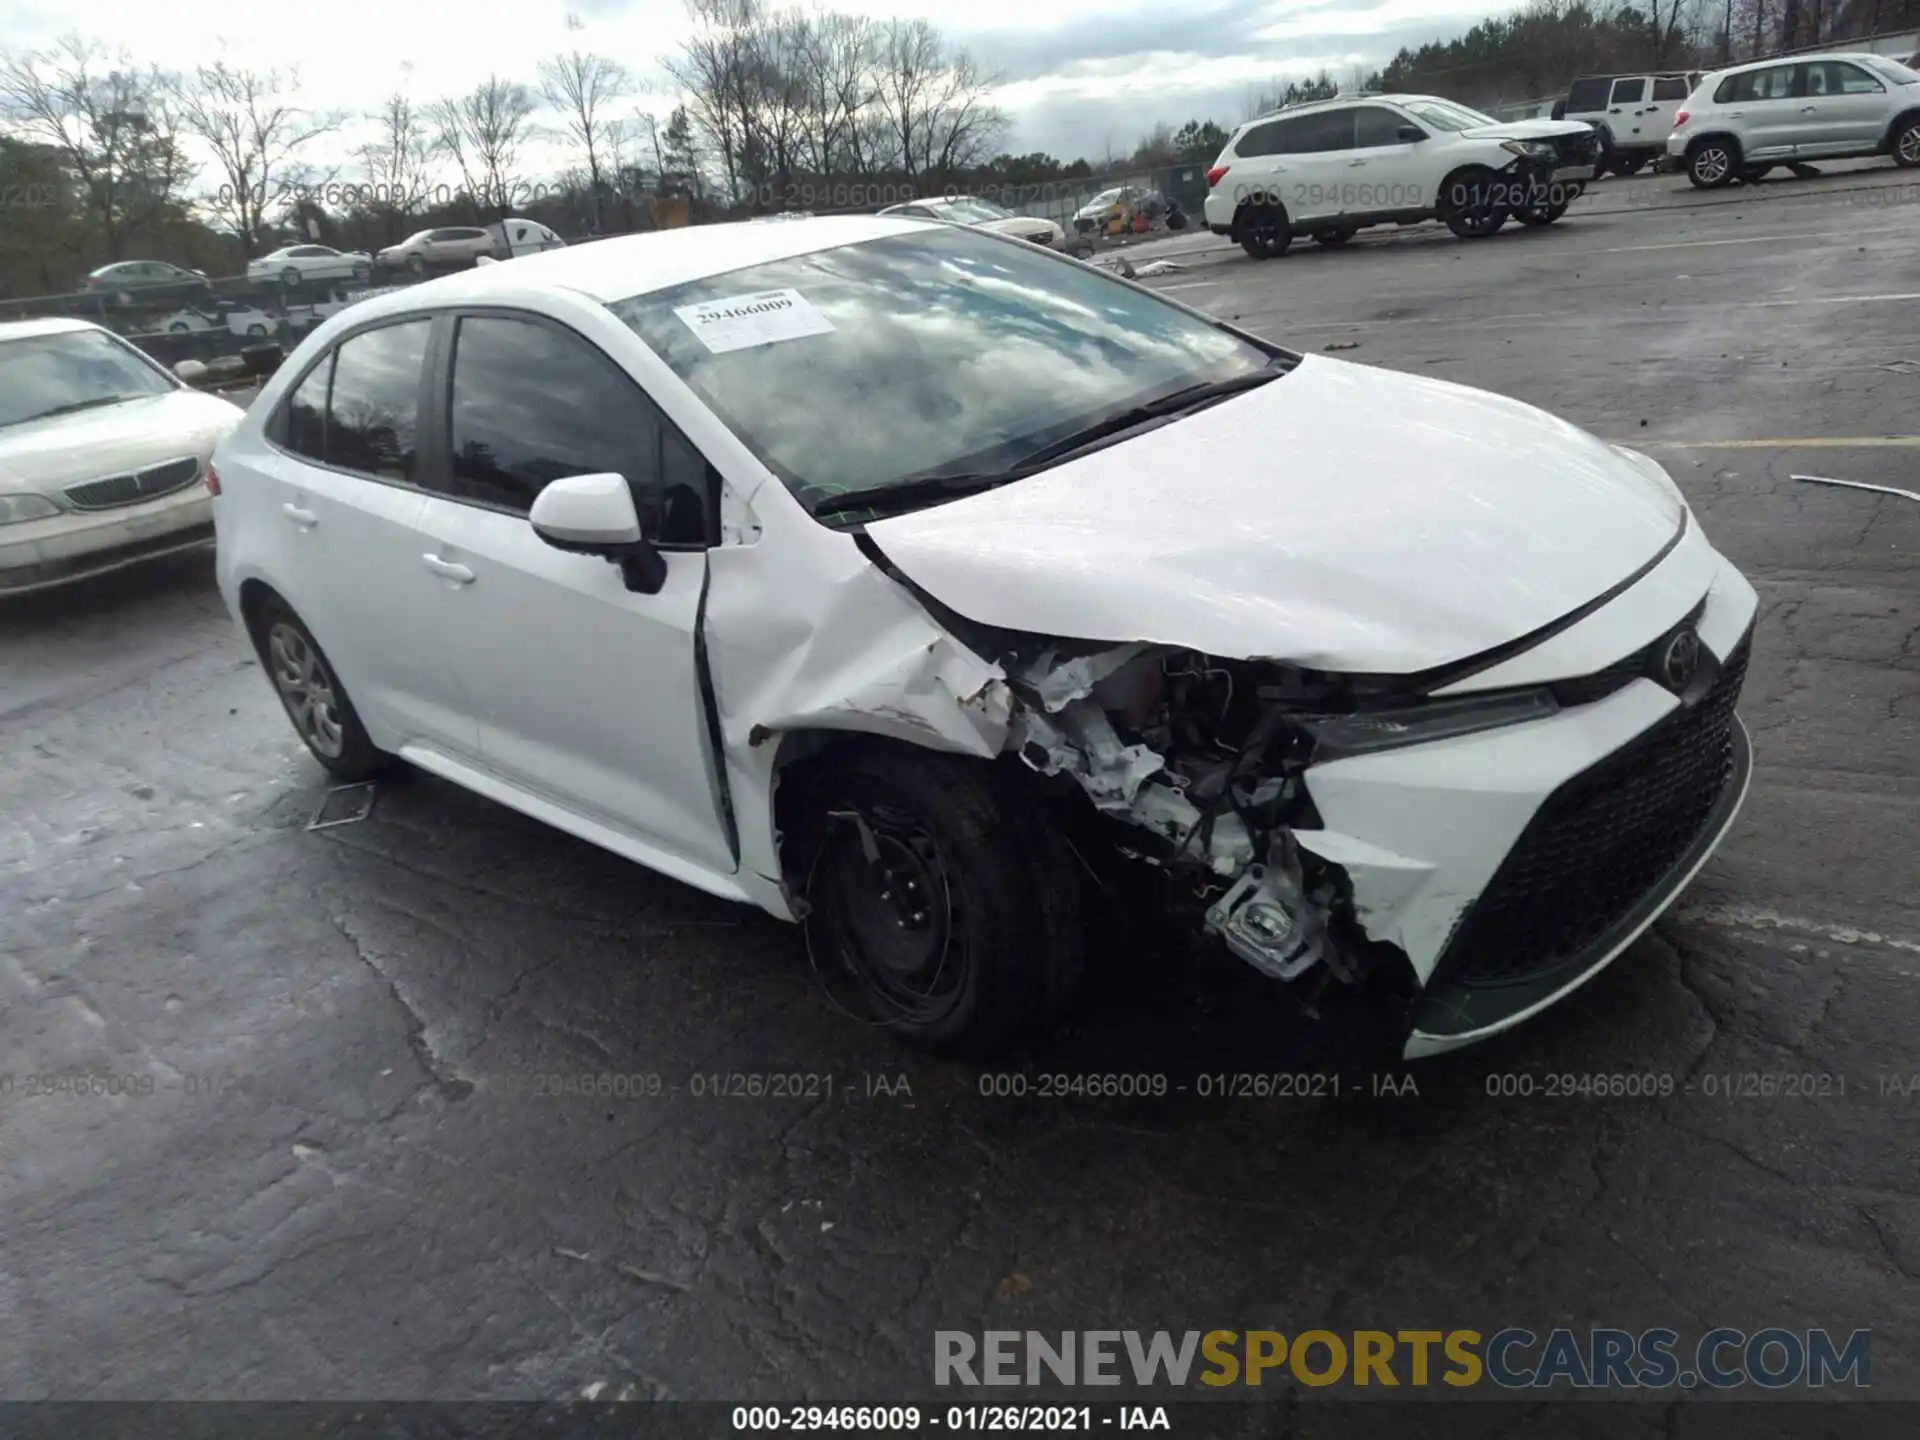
top-left (1244, 92), bottom-right (1463, 123)
top-left (0, 317), bottom-right (104, 341)
top-left (1713, 50), bottom-right (1885, 76)
top-left (346, 214), bottom-right (931, 315)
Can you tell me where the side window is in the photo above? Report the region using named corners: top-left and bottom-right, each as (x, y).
top-left (1352, 106), bottom-right (1413, 147)
top-left (1235, 120), bottom-right (1285, 157)
top-left (325, 320), bottom-right (431, 480)
top-left (1283, 109), bottom-right (1355, 153)
top-left (1609, 77), bottom-right (1647, 106)
top-left (283, 357), bottom-right (332, 462)
top-left (1828, 62), bottom-right (1883, 94)
top-left (447, 315), bottom-right (710, 543)
top-left (1652, 77), bottom-right (1689, 101)
top-left (1567, 78), bottom-right (1613, 111)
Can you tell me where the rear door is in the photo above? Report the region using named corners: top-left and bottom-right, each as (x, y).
top-left (1606, 76), bottom-right (1649, 146)
top-left (410, 308), bottom-right (734, 871)
top-left (242, 316), bottom-right (479, 754)
top-left (1274, 108), bottom-right (1356, 224)
top-left (1642, 75), bottom-right (1691, 146)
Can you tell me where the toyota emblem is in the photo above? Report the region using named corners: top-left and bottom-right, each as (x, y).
top-left (1659, 627), bottom-right (1701, 692)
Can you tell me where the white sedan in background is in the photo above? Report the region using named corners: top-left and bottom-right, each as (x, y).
top-left (248, 245), bottom-right (373, 288)
top-left (879, 196), bottom-right (1064, 248)
top-left (0, 318), bottom-right (243, 594)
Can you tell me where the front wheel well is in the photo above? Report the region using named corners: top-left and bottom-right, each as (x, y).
top-left (237, 577), bottom-right (288, 649)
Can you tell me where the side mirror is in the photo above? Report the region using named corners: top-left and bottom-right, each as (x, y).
top-left (1396, 125), bottom-right (1428, 142)
top-left (529, 472), bottom-right (667, 595)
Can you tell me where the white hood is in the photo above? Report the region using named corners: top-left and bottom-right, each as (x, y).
top-left (0, 390), bottom-right (244, 492)
top-left (1460, 119), bottom-right (1597, 143)
top-left (864, 356), bottom-right (1684, 675)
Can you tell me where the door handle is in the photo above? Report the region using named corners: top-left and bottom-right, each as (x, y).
top-left (1800, 105), bottom-right (1818, 113)
top-left (421, 553), bottom-right (475, 584)
top-left (1348, 158), bottom-right (1367, 167)
top-left (282, 503), bottom-right (317, 529)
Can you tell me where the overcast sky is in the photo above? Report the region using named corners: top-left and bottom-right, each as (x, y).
top-left (3, 0), bottom-right (1527, 182)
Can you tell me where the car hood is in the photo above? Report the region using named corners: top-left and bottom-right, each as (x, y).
top-left (0, 390), bottom-right (245, 491)
top-left (863, 356), bottom-right (1685, 674)
top-left (1459, 118), bottom-right (1598, 142)
top-left (980, 216), bottom-right (1057, 237)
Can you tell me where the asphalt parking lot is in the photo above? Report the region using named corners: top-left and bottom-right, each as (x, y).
top-left (3, 163), bottom-right (1917, 1422)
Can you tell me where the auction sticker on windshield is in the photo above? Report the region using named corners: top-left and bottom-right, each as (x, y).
top-left (674, 289), bottom-right (835, 353)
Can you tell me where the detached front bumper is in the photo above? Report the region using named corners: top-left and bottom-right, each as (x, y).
top-left (1287, 533), bottom-right (1758, 1059)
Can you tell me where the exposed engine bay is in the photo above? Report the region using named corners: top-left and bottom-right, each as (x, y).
top-left (1001, 641), bottom-right (1391, 1002)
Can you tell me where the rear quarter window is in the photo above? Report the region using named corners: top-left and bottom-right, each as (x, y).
top-left (1652, 77), bottom-right (1689, 100)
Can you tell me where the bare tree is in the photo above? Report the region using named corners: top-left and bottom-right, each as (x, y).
top-left (667, 0), bottom-right (758, 203)
top-left (538, 17), bottom-right (633, 231)
top-left (359, 90), bottom-right (431, 241)
top-left (433, 75), bottom-right (535, 218)
top-left (0, 36), bottom-right (193, 261)
top-left (795, 10), bottom-right (876, 176)
top-left (170, 60), bottom-right (342, 256)
top-left (874, 18), bottom-right (1006, 182)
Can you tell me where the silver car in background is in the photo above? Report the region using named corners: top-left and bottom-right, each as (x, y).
top-left (1670, 52), bottom-right (1920, 187)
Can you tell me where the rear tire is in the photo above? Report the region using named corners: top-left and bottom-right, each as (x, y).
top-left (789, 746), bottom-right (1082, 1055)
top-left (1687, 139), bottom-right (1738, 188)
top-left (1236, 200), bottom-right (1291, 259)
top-left (249, 598), bottom-right (390, 782)
top-left (1892, 117), bottom-right (1920, 168)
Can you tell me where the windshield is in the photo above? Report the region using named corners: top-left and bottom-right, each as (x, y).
top-left (610, 227), bottom-right (1275, 518)
top-left (0, 329), bottom-right (174, 428)
top-left (1404, 99), bottom-right (1497, 131)
top-left (1862, 55), bottom-right (1919, 85)
top-left (932, 197), bottom-right (1013, 223)
top-left (1085, 189), bottom-right (1123, 207)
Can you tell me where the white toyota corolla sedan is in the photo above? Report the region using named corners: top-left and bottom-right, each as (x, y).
top-left (211, 216), bottom-right (1757, 1060)
top-left (1, 319), bottom-right (245, 595)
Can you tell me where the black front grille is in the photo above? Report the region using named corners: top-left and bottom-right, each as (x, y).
top-left (1432, 630), bottom-right (1751, 990)
top-left (64, 456), bottom-right (202, 511)
top-left (1553, 128), bottom-right (1600, 166)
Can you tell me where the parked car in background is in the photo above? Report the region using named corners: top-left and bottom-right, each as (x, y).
top-left (0, 318), bottom-right (243, 594)
top-left (249, 245), bottom-right (373, 288)
top-left (878, 196), bottom-right (1065, 248)
top-left (1204, 93), bottom-right (1598, 255)
top-left (376, 227), bottom-right (497, 274)
top-left (211, 215), bottom-right (1756, 1063)
top-left (84, 261), bottom-right (214, 306)
top-left (486, 218), bottom-right (567, 259)
top-left (1670, 53), bottom-right (1920, 187)
top-left (1561, 72), bottom-right (1700, 173)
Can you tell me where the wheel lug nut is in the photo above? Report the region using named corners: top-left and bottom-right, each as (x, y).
top-left (879, 889), bottom-right (893, 900)
top-left (911, 911), bottom-right (926, 924)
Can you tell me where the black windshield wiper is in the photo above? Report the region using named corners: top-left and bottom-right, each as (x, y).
top-left (1008, 363), bottom-right (1289, 471)
top-left (12, 395), bottom-right (141, 425)
top-left (811, 361), bottom-right (1289, 521)
top-left (812, 471), bottom-right (1019, 518)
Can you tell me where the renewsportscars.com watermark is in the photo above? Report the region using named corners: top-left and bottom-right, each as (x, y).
top-left (935, 1328), bottom-right (1871, 1391)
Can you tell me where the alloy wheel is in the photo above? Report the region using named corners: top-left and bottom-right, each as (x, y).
top-left (1899, 126), bottom-right (1920, 165)
top-left (267, 622), bottom-right (345, 758)
top-left (1692, 146), bottom-right (1732, 185)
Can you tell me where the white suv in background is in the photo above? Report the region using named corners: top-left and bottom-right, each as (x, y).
top-left (1560, 72), bottom-right (1699, 174)
top-left (1203, 93), bottom-right (1599, 257)
top-left (1669, 53), bottom-right (1920, 187)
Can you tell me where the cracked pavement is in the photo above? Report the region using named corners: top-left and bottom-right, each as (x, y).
top-left (2, 166), bottom-right (1917, 1416)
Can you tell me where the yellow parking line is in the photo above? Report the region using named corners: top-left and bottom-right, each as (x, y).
top-left (1624, 437), bottom-right (1920, 449)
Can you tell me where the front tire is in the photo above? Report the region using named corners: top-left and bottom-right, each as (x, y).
top-left (1892, 117), bottom-right (1920, 168)
top-left (1441, 169), bottom-right (1508, 238)
top-left (1687, 139), bottom-right (1738, 188)
top-left (251, 600), bottom-right (390, 782)
top-left (791, 746), bottom-right (1082, 1054)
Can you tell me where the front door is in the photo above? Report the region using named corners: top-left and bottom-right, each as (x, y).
top-left (1795, 60), bottom-right (1891, 155)
top-left (412, 309), bottom-right (734, 873)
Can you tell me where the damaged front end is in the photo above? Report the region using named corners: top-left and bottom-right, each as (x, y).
top-left (1000, 641), bottom-right (1413, 1024)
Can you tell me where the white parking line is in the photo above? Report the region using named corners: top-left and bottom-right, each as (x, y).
top-left (1584, 229), bottom-right (1859, 254)
top-left (1154, 280), bottom-right (1221, 292)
